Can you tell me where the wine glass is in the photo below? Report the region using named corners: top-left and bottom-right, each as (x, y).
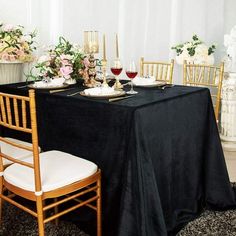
top-left (110, 58), bottom-right (123, 89)
top-left (126, 61), bottom-right (138, 94)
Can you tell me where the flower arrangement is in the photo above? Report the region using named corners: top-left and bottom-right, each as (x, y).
top-left (224, 25), bottom-right (236, 72)
top-left (28, 37), bottom-right (89, 84)
top-left (0, 22), bottom-right (37, 62)
top-left (171, 35), bottom-right (216, 65)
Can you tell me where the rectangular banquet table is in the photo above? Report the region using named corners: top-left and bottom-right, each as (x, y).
top-left (0, 82), bottom-right (235, 236)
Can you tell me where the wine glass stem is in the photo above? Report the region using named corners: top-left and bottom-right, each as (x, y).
top-left (130, 81), bottom-right (134, 92)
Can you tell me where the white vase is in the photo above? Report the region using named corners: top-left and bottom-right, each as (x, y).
top-left (0, 61), bottom-right (24, 84)
top-left (176, 54), bottom-right (214, 65)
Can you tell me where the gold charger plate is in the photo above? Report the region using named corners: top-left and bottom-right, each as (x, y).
top-left (133, 80), bottom-right (166, 88)
top-left (80, 90), bottom-right (126, 99)
top-left (28, 83), bottom-right (69, 90)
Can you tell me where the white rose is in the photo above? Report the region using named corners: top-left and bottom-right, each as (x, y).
top-left (195, 44), bottom-right (208, 57)
top-left (2, 24), bottom-right (14, 32)
top-left (38, 55), bottom-right (51, 63)
top-left (20, 35), bottom-right (31, 43)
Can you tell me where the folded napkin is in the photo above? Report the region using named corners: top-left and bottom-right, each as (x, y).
top-left (84, 87), bottom-right (115, 96)
top-left (34, 78), bottom-right (65, 88)
top-left (133, 76), bottom-right (156, 85)
top-left (50, 78), bottom-right (65, 86)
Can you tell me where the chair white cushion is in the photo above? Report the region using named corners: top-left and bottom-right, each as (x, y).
top-left (0, 137), bottom-right (39, 166)
top-left (4, 150), bottom-right (98, 193)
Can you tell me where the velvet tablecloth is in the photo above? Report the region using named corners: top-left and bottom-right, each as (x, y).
top-left (0, 82), bottom-right (235, 236)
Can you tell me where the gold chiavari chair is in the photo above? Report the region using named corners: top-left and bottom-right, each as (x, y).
top-left (183, 60), bottom-right (224, 121)
top-left (0, 90), bottom-right (102, 236)
top-left (0, 90), bottom-right (41, 167)
top-left (140, 57), bottom-right (175, 84)
top-left (0, 137), bottom-right (41, 167)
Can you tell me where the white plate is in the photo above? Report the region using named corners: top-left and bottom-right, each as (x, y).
top-left (28, 83), bottom-right (69, 90)
top-left (133, 80), bottom-right (166, 87)
top-left (80, 90), bottom-right (126, 99)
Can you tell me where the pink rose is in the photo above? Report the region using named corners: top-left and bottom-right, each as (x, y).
top-left (9, 55), bottom-right (16, 61)
top-left (61, 59), bottom-right (71, 66)
top-left (60, 66), bottom-right (73, 79)
top-left (83, 57), bottom-right (90, 67)
top-left (1, 53), bottom-right (10, 61)
top-left (16, 49), bottom-right (24, 56)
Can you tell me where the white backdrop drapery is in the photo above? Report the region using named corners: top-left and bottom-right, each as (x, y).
top-left (1, 0), bottom-right (236, 83)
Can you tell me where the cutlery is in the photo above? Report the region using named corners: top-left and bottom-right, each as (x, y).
top-left (160, 84), bottom-right (174, 90)
top-left (49, 88), bottom-right (74, 94)
top-left (109, 95), bottom-right (135, 102)
top-left (17, 84), bottom-right (29, 88)
top-left (67, 91), bottom-right (81, 97)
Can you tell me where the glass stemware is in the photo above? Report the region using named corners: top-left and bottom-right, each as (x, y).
top-left (126, 61), bottom-right (138, 94)
top-left (110, 58), bottom-right (123, 89)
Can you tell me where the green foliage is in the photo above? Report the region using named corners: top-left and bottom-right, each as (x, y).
top-left (171, 34), bottom-right (216, 57)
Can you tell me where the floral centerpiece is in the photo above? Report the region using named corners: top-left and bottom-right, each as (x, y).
top-left (224, 25), bottom-right (236, 72)
top-left (171, 35), bottom-right (216, 65)
top-left (28, 37), bottom-right (89, 85)
top-left (0, 22), bottom-right (37, 62)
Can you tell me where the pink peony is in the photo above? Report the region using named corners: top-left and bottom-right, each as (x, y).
top-left (60, 66), bottom-right (73, 79)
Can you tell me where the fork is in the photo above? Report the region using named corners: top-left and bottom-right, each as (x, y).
top-left (67, 91), bottom-right (81, 97)
top-left (49, 88), bottom-right (74, 94)
top-left (160, 84), bottom-right (174, 90)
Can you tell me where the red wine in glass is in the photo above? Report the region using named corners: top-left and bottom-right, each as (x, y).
top-left (111, 68), bottom-right (123, 76)
top-left (126, 71), bottom-right (138, 79)
top-left (126, 61), bottom-right (138, 94)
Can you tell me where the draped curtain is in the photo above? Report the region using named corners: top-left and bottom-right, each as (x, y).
top-left (1, 0), bottom-right (236, 83)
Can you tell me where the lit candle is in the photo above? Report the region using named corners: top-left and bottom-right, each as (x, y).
top-left (103, 34), bottom-right (106, 61)
top-left (116, 33), bottom-right (119, 58)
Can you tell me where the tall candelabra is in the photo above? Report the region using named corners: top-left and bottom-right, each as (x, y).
top-left (84, 31), bottom-right (99, 87)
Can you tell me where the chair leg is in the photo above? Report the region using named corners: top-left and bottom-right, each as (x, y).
top-left (54, 198), bottom-right (59, 226)
top-left (0, 176), bottom-right (3, 226)
top-left (97, 178), bottom-right (102, 236)
top-left (36, 195), bottom-right (45, 236)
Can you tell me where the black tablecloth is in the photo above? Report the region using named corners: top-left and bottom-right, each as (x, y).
top-left (0, 82), bottom-right (235, 236)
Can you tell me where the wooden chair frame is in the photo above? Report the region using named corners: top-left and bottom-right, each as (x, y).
top-left (183, 60), bottom-right (224, 121)
top-left (0, 90), bottom-right (101, 236)
top-left (140, 57), bottom-right (174, 84)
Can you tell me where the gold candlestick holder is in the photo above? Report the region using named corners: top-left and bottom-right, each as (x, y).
top-left (113, 76), bottom-right (123, 90)
top-left (83, 31), bottom-right (99, 87)
top-left (101, 59), bottom-right (108, 87)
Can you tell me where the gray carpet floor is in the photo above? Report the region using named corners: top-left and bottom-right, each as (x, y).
top-left (1, 203), bottom-right (236, 236)
top-left (0, 202), bottom-right (89, 236)
top-left (0, 184), bottom-right (236, 236)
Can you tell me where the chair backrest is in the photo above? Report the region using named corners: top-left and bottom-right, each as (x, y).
top-left (183, 60), bottom-right (224, 121)
top-left (0, 90), bottom-right (42, 193)
top-left (139, 57), bottom-right (174, 84)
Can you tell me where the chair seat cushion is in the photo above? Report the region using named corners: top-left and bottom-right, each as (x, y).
top-left (0, 137), bottom-right (39, 166)
top-left (4, 150), bottom-right (98, 193)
